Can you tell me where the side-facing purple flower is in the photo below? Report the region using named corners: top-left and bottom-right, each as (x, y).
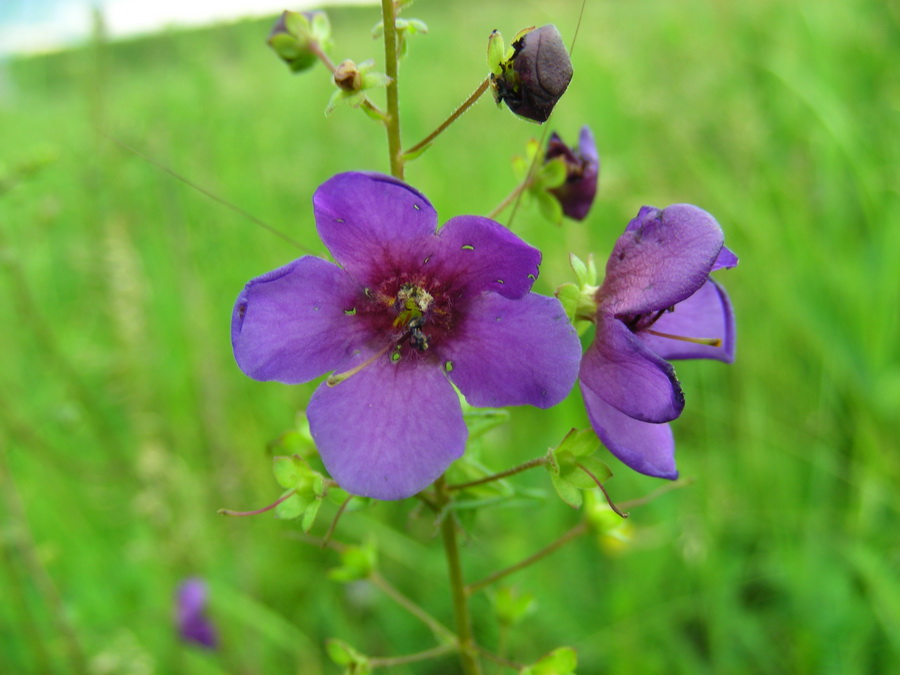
top-left (232, 172), bottom-right (582, 500)
top-left (545, 126), bottom-right (599, 221)
top-left (579, 205), bottom-right (737, 479)
top-left (176, 579), bottom-right (217, 649)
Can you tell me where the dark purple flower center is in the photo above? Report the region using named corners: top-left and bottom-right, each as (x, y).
top-left (354, 273), bottom-right (458, 362)
top-left (622, 307), bottom-right (673, 333)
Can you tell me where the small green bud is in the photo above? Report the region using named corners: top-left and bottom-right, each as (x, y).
top-left (267, 10), bottom-right (331, 73)
top-left (494, 586), bottom-right (537, 627)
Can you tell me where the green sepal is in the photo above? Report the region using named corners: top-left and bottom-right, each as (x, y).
top-left (535, 190), bottom-right (564, 226)
top-left (549, 470), bottom-right (582, 509)
top-left (300, 497), bottom-right (323, 532)
top-left (274, 491), bottom-right (307, 519)
top-left (538, 156), bottom-right (567, 189)
top-left (328, 539), bottom-right (377, 583)
top-left (283, 10), bottom-right (311, 37)
top-left (494, 586), bottom-right (537, 626)
top-left (487, 30), bottom-right (506, 76)
top-left (546, 429), bottom-right (610, 509)
top-left (520, 646), bottom-right (578, 675)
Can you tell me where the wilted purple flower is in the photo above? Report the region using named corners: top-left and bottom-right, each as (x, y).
top-left (545, 126), bottom-right (599, 220)
top-left (232, 172), bottom-right (581, 500)
top-left (579, 205), bottom-right (737, 479)
top-left (176, 579), bottom-right (217, 649)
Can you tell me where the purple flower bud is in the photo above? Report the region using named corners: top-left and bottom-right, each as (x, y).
top-left (545, 126), bottom-right (600, 220)
top-left (176, 579), bottom-right (218, 649)
top-left (492, 25), bottom-right (573, 123)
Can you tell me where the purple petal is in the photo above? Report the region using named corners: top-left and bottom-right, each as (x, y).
top-left (313, 172), bottom-right (437, 283)
top-left (638, 279), bottom-right (736, 362)
top-left (427, 215), bottom-right (541, 300)
top-left (579, 316), bottom-right (684, 423)
top-left (232, 257), bottom-right (370, 384)
top-left (440, 293), bottom-right (581, 408)
top-left (600, 204), bottom-right (724, 315)
top-left (307, 359), bottom-right (466, 500)
top-left (712, 245), bottom-right (739, 270)
top-left (581, 384), bottom-right (677, 479)
top-left (176, 579), bottom-right (217, 649)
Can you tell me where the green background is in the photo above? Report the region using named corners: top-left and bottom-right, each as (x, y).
top-left (1, 0), bottom-right (897, 672)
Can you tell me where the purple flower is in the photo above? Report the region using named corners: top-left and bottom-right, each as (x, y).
top-left (232, 172), bottom-right (582, 500)
top-left (176, 579), bottom-right (217, 649)
top-left (579, 205), bottom-right (737, 479)
top-left (545, 126), bottom-right (599, 221)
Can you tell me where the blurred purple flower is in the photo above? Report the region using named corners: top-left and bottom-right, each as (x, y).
top-left (176, 579), bottom-right (217, 649)
top-left (579, 205), bottom-right (737, 479)
top-left (545, 126), bottom-right (599, 220)
top-left (232, 172), bottom-right (581, 500)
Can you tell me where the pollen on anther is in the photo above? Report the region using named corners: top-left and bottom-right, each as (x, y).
top-left (444, 360), bottom-right (454, 372)
top-left (461, 244), bottom-right (475, 251)
top-left (344, 307), bottom-right (357, 316)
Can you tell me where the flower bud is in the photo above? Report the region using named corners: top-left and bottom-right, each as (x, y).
top-left (334, 59), bottom-right (362, 91)
top-left (545, 126), bottom-right (599, 220)
top-left (267, 10), bottom-right (331, 73)
top-left (491, 25), bottom-right (573, 123)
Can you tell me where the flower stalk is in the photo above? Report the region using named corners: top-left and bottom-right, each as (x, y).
top-left (403, 77), bottom-right (491, 160)
top-left (436, 477), bottom-right (482, 675)
top-left (381, 0), bottom-right (404, 178)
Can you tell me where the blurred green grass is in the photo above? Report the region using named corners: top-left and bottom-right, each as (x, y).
top-left (1, 0), bottom-right (898, 672)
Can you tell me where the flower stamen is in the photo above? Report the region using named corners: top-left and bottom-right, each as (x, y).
top-left (644, 329), bottom-right (722, 348)
top-left (327, 341), bottom-right (397, 386)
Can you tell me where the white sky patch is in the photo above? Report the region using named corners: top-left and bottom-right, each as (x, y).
top-left (0, 0), bottom-right (377, 56)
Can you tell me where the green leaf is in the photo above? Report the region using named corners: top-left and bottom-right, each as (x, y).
top-left (273, 456), bottom-right (302, 489)
top-left (520, 646), bottom-right (578, 674)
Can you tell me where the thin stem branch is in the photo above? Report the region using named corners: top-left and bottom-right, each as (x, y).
top-left (370, 643), bottom-right (457, 668)
top-left (218, 490), bottom-right (295, 517)
top-left (381, 0), bottom-right (404, 178)
top-left (487, 177), bottom-right (530, 220)
top-left (466, 522), bottom-right (589, 595)
top-left (476, 645), bottom-right (526, 670)
top-left (436, 477), bottom-right (482, 675)
top-left (576, 462), bottom-right (627, 518)
top-left (447, 456), bottom-right (548, 492)
top-left (369, 571), bottom-right (455, 642)
top-left (618, 477), bottom-right (695, 510)
top-left (403, 77), bottom-right (491, 159)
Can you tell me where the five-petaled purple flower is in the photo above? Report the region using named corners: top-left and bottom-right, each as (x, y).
top-left (579, 204), bottom-right (737, 479)
top-left (176, 579), bottom-right (218, 649)
top-left (232, 172), bottom-right (582, 500)
top-left (545, 126), bottom-right (599, 221)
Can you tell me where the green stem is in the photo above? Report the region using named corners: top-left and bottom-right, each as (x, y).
top-left (403, 77), bottom-right (491, 159)
top-left (381, 0), bottom-right (404, 179)
top-left (446, 456), bottom-right (548, 492)
top-left (369, 571), bottom-right (455, 642)
top-left (467, 522), bottom-right (589, 595)
top-left (436, 477), bottom-right (482, 675)
top-left (369, 643), bottom-right (457, 668)
top-left (487, 177), bottom-right (531, 220)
